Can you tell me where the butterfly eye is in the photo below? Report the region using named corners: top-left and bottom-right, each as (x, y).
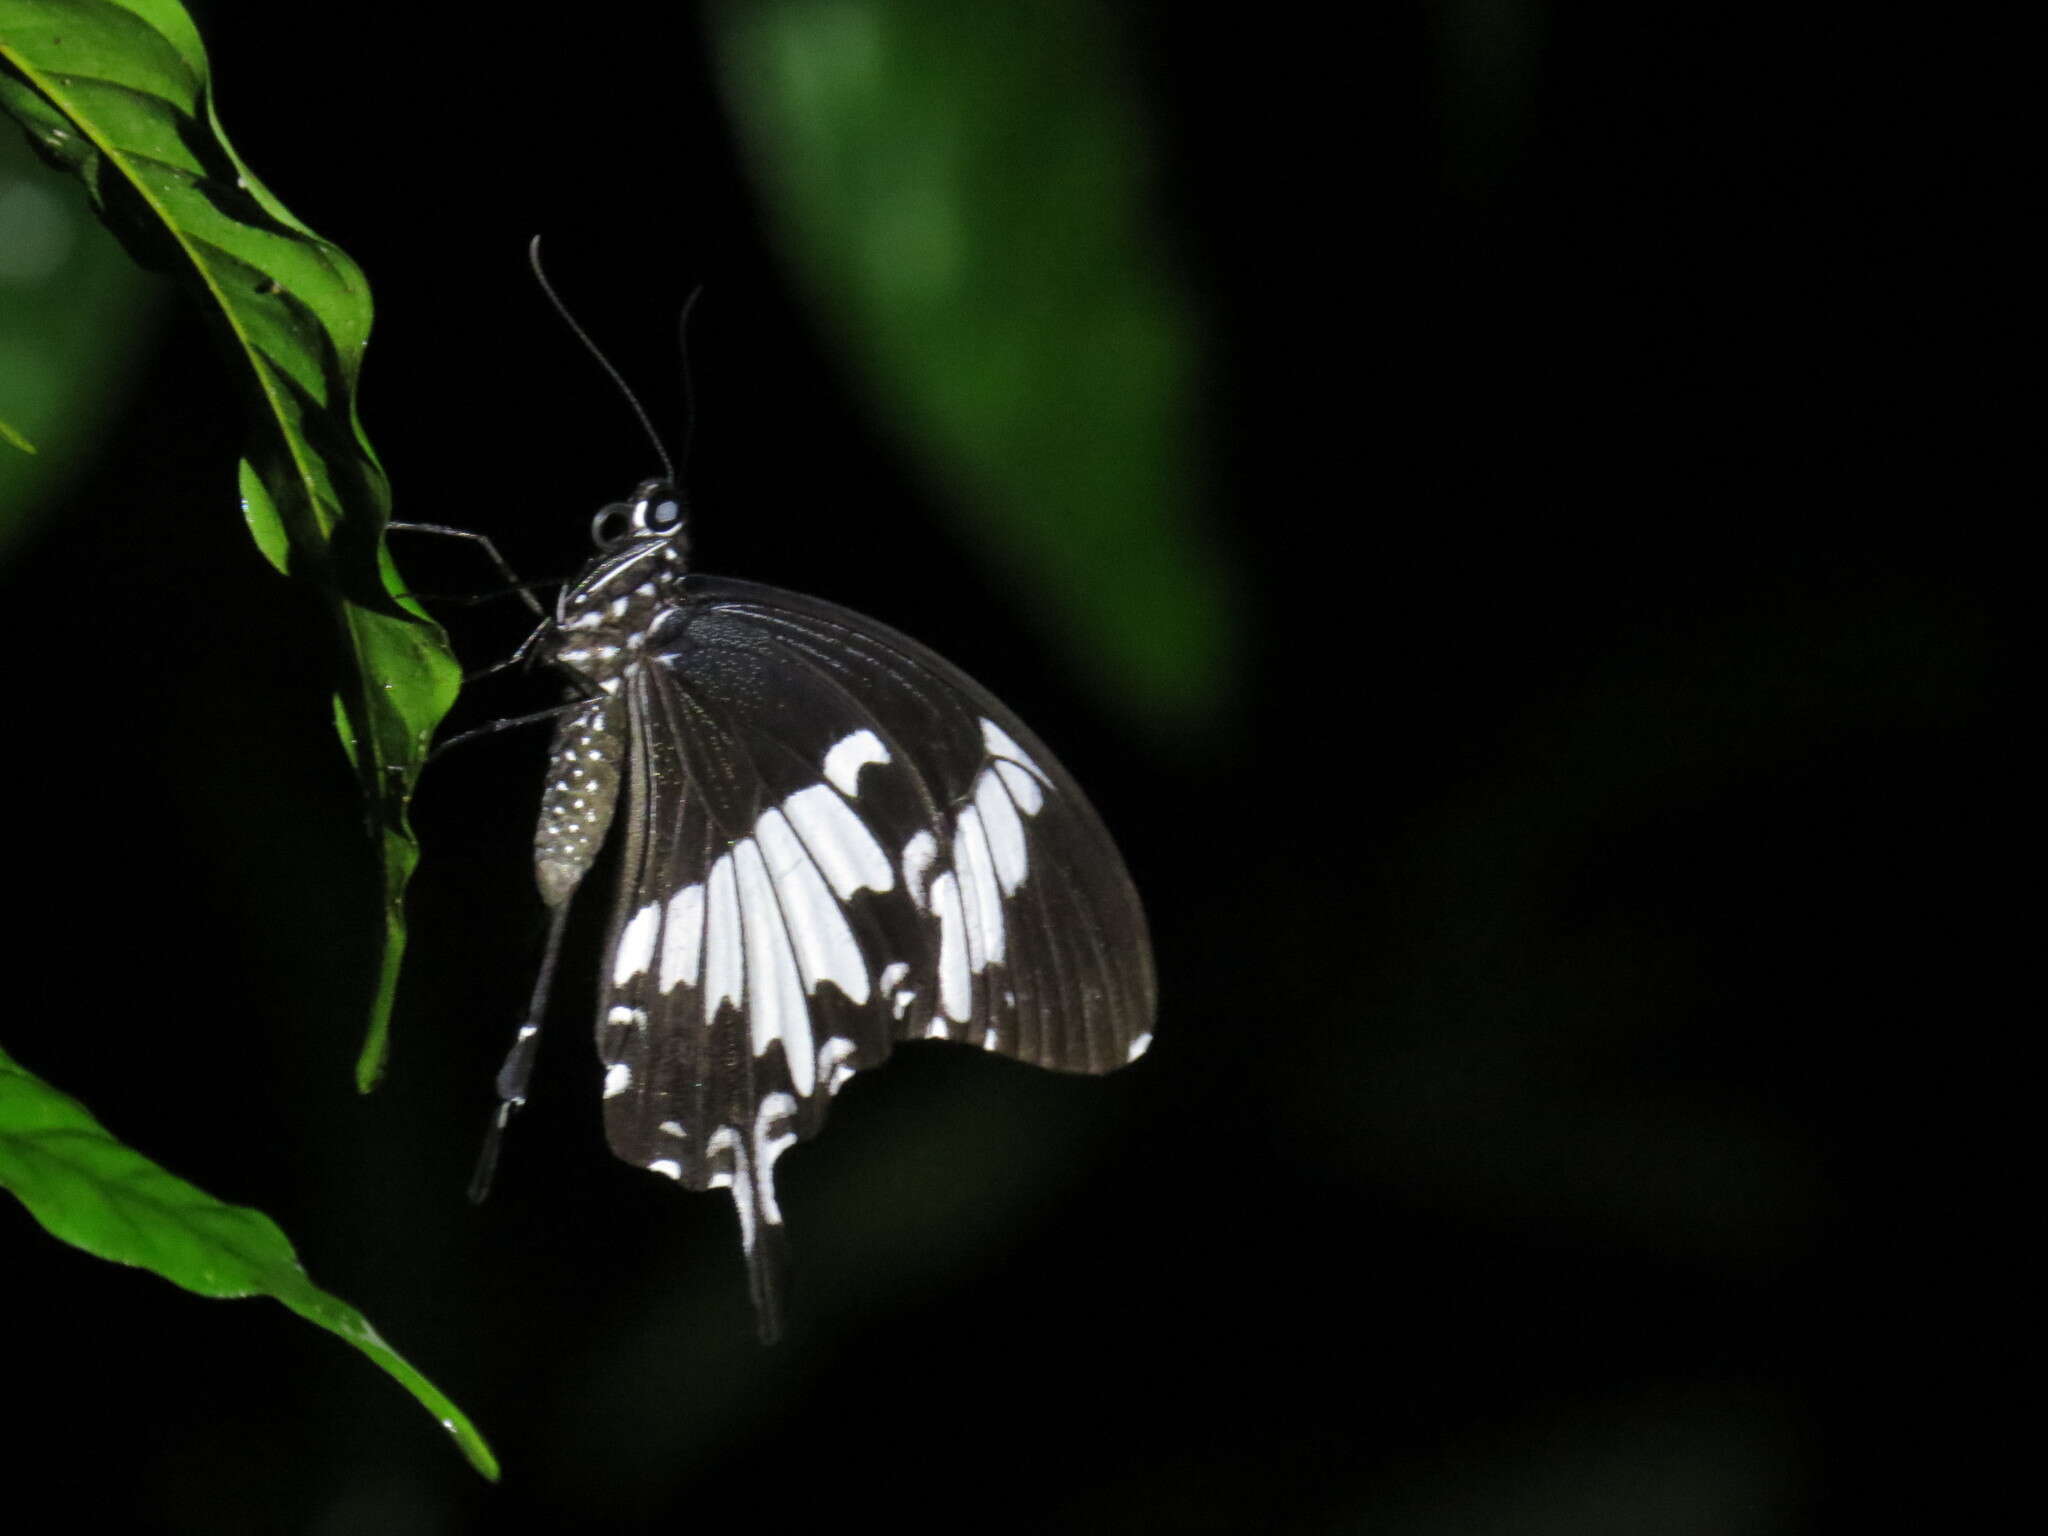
top-left (633, 479), bottom-right (686, 534)
top-left (591, 503), bottom-right (634, 548)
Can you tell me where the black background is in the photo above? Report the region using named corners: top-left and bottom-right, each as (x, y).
top-left (0, 4), bottom-right (1999, 1532)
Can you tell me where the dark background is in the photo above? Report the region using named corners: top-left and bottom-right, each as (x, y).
top-left (0, 4), bottom-right (1997, 1532)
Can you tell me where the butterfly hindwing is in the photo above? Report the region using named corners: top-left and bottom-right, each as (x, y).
top-left (591, 576), bottom-right (1154, 1333)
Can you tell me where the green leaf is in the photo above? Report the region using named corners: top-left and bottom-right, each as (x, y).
top-left (0, 414), bottom-right (32, 452)
top-left (0, 1043), bottom-right (499, 1481)
top-left (0, 1), bottom-right (461, 1083)
top-left (712, 0), bottom-right (1232, 726)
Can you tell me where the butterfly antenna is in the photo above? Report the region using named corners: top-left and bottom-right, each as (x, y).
top-left (528, 235), bottom-right (675, 483)
top-left (676, 284), bottom-right (706, 482)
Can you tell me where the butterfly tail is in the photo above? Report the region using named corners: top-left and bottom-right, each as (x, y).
top-left (704, 1115), bottom-right (794, 1343)
top-left (742, 1211), bottom-right (790, 1345)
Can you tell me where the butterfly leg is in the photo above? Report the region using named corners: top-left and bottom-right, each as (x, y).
top-left (468, 901), bottom-right (575, 1202)
top-left (387, 521), bottom-right (550, 619)
top-left (458, 614), bottom-right (556, 686)
top-left (429, 698), bottom-right (596, 765)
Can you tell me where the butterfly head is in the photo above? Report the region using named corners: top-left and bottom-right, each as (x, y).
top-left (592, 478), bottom-right (688, 555)
top-left (554, 478), bottom-right (691, 635)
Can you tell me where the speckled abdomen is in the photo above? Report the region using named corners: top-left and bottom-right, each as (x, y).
top-left (534, 694), bottom-right (625, 907)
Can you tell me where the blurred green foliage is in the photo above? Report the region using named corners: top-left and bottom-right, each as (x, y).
top-left (0, 122), bottom-right (160, 557)
top-left (712, 0), bottom-right (1231, 727)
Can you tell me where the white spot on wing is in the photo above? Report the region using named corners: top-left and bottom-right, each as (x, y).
top-left (648, 1159), bottom-right (682, 1179)
top-left (705, 1126), bottom-right (754, 1254)
top-left (1127, 1031), bottom-right (1154, 1061)
top-left (755, 808), bottom-right (867, 1004)
top-left (953, 804), bottom-right (1006, 969)
top-left (783, 784), bottom-right (893, 897)
top-left (901, 829), bottom-right (938, 909)
top-left (930, 870), bottom-right (972, 1021)
top-left (702, 853), bottom-right (743, 1021)
top-left (613, 903), bottom-right (659, 986)
top-left (754, 1093), bottom-right (798, 1226)
top-left (735, 838), bottom-right (815, 1097)
top-left (822, 729), bottom-right (891, 797)
top-left (878, 961), bottom-right (909, 994)
top-left (994, 759), bottom-right (1044, 816)
top-left (660, 883), bottom-right (705, 992)
top-left (603, 1062), bottom-right (633, 1098)
top-left (981, 717), bottom-right (1051, 783)
top-left (606, 1006), bottom-right (647, 1029)
top-left (975, 767), bottom-right (1030, 892)
top-left (819, 1036), bottom-right (858, 1095)
top-left (926, 1017), bottom-right (950, 1039)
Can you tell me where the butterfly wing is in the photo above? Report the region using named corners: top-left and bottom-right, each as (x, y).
top-left (594, 576), bottom-right (1154, 1338)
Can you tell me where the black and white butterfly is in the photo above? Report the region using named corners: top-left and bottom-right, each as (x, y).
top-left (477, 477), bottom-right (1156, 1340)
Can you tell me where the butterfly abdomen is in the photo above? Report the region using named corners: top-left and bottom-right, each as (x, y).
top-left (534, 696), bottom-right (626, 907)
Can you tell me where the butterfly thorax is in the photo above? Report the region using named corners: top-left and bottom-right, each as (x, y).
top-left (547, 536), bottom-right (688, 693)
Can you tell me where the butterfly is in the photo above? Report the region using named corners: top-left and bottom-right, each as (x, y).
top-left (475, 477), bottom-right (1156, 1341)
